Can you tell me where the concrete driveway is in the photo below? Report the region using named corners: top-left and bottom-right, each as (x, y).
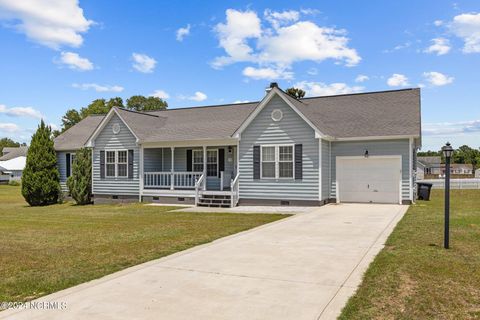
top-left (1, 204), bottom-right (407, 320)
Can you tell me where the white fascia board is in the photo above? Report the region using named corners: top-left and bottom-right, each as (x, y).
top-left (141, 138), bottom-right (238, 148)
top-left (333, 135), bottom-right (420, 141)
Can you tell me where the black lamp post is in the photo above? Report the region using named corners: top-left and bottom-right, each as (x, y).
top-left (441, 142), bottom-right (454, 249)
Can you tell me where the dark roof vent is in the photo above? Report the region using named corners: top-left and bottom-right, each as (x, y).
top-left (269, 82), bottom-right (279, 88)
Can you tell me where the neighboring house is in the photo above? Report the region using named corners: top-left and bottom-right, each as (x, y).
top-left (54, 84), bottom-right (421, 206)
top-left (417, 156), bottom-right (441, 175)
top-left (416, 160), bottom-right (425, 180)
top-left (441, 163), bottom-right (474, 175)
top-left (0, 146), bottom-right (28, 182)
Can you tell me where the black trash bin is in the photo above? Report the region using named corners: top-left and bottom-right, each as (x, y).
top-left (417, 182), bottom-right (433, 200)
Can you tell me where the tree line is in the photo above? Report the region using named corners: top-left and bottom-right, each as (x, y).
top-left (0, 137), bottom-right (27, 153)
top-left (54, 95), bottom-right (168, 136)
top-left (418, 145), bottom-right (480, 173)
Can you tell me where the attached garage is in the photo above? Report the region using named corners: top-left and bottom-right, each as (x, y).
top-left (336, 156), bottom-right (402, 204)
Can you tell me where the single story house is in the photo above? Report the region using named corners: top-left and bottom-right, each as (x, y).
top-left (417, 156), bottom-right (442, 175)
top-left (54, 84), bottom-right (421, 207)
top-left (0, 146), bottom-right (28, 182)
top-left (441, 163), bottom-right (474, 175)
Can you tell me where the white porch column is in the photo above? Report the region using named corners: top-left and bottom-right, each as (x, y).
top-left (170, 147), bottom-right (175, 190)
top-left (203, 145), bottom-right (207, 190)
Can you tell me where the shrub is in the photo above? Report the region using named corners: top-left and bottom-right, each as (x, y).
top-left (8, 180), bottom-right (20, 186)
top-left (67, 148), bottom-right (92, 205)
top-left (21, 120), bottom-right (61, 206)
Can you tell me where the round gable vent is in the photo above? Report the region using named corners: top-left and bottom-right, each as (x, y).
top-left (112, 123), bottom-right (121, 134)
top-left (271, 109), bottom-right (283, 122)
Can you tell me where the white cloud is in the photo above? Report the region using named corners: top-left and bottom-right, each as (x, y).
top-left (293, 81), bottom-right (363, 97)
top-left (355, 74), bottom-right (369, 83)
top-left (242, 66), bottom-right (293, 80)
top-left (424, 38), bottom-right (451, 55)
top-left (57, 51), bottom-right (93, 71)
top-left (72, 83), bottom-right (124, 92)
top-left (150, 90), bottom-right (170, 99)
top-left (0, 0), bottom-right (93, 49)
top-left (0, 123), bottom-right (20, 133)
top-left (233, 100), bottom-right (250, 104)
top-left (257, 21), bottom-right (360, 67)
top-left (264, 9), bottom-right (299, 29)
top-left (176, 24), bottom-right (191, 41)
top-left (132, 53), bottom-right (157, 73)
top-left (180, 91), bottom-right (207, 102)
top-left (423, 120), bottom-right (480, 136)
top-left (423, 71), bottom-right (454, 86)
top-left (0, 104), bottom-right (43, 119)
top-left (387, 73), bottom-right (409, 87)
top-left (212, 9), bottom-right (360, 77)
top-left (450, 13), bottom-right (480, 53)
top-left (383, 42), bottom-right (411, 53)
top-left (212, 9), bottom-right (262, 68)
top-left (434, 20), bottom-right (444, 26)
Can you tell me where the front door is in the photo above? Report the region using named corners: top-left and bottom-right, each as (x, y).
top-left (206, 149), bottom-right (220, 190)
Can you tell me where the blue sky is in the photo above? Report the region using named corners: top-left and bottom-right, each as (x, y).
top-left (0, 0), bottom-right (479, 150)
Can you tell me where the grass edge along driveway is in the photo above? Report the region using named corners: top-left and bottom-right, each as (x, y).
top-left (339, 189), bottom-right (480, 320)
top-left (0, 185), bottom-right (288, 303)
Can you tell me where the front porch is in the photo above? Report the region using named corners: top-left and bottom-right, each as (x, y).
top-left (140, 145), bottom-right (239, 207)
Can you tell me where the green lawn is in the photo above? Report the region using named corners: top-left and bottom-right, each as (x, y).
top-left (0, 186), bottom-right (286, 303)
top-left (340, 189), bottom-right (480, 320)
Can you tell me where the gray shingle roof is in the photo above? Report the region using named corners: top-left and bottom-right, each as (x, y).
top-left (116, 102), bottom-right (258, 142)
top-left (54, 88), bottom-right (421, 150)
top-left (54, 115), bottom-right (104, 150)
top-left (285, 88), bottom-right (421, 138)
top-left (0, 146), bottom-right (28, 160)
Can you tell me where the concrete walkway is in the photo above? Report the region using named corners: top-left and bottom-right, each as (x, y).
top-left (1, 204), bottom-right (408, 320)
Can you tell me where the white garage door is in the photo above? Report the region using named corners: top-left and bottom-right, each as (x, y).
top-left (336, 157), bottom-right (401, 204)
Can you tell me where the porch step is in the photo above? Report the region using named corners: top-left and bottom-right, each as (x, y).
top-left (198, 192), bottom-right (232, 208)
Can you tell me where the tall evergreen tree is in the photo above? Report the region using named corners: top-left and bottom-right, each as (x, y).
top-left (67, 148), bottom-right (92, 205)
top-left (21, 120), bottom-right (61, 206)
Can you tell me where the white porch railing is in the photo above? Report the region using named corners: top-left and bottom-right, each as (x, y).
top-left (230, 173), bottom-right (240, 207)
top-left (144, 172), bottom-right (203, 189)
top-left (195, 174), bottom-right (205, 206)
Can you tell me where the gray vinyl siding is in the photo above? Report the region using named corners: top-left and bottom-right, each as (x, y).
top-left (239, 95), bottom-right (319, 201)
top-left (144, 148), bottom-right (163, 172)
top-left (321, 139), bottom-right (330, 200)
top-left (329, 139), bottom-right (411, 201)
top-left (92, 114), bottom-right (139, 196)
top-left (57, 150), bottom-right (75, 192)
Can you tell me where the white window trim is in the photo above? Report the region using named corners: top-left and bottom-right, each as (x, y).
top-left (117, 150), bottom-right (128, 178)
top-left (260, 144), bottom-right (295, 180)
top-left (105, 150), bottom-right (116, 178)
top-left (69, 153), bottom-right (76, 176)
top-left (105, 149), bottom-right (128, 178)
top-left (191, 148), bottom-right (219, 177)
top-left (206, 148), bottom-right (219, 177)
top-left (192, 149), bottom-right (204, 173)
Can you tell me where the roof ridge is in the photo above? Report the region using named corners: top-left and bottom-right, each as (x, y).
top-left (116, 107), bottom-right (160, 117)
top-left (144, 101), bottom-right (259, 113)
top-left (299, 88), bottom-right (420, 101)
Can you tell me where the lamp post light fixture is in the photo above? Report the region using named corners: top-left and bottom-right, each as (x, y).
top-left (441, 142), bottom-right (454, 249)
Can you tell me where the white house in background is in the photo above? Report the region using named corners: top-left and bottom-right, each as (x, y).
top-left (0, 146), bottom-right (28, 182)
